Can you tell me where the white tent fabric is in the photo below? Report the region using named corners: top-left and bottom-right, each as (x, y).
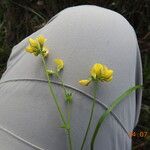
top-left (0, 5), bottom-right (142, 150)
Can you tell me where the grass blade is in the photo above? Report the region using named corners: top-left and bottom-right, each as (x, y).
top-left (90, 85), bottom-right (143, 150)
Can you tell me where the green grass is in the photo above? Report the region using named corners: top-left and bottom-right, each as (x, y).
top-left (0, 0), bottom-right (149, 149)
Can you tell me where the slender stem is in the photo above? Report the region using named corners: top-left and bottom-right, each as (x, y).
top-left (41, 55), bottom-right (66, 125)
top-left (67, 129), bottom-right (73, 150)
top-left (66, 100), bottom-right (72, 150)
top-left (41, 55), bottom-right (73, 150)
top-left (56, 72), bottom-right (67, 96)
top-left (80, 81), bottom-right (98, 150)
top-left (56, 72), bottom-right (73, 150)
top-left (67, 105), bottom-right (71, 127)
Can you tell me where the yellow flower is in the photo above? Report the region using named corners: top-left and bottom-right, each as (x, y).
top-left (25, 45), bottom-right (35, 53)
top-left (79, 63), bottom-right (113, 86)
top-left (36, 35), bottom-right (47, 46)
top-left (29, 38), bottom-right (39, 47)
top-left (90, 63), bottom-right (103, 79)
top-left (79, 79), bottom-right (91, 86)
top-left (54, 58), bottom-right (64, 72)
top-left (100, 65), bottom-right (113, 82)
top-left (42, 46), bottom-right (49, 57)
top-left (90, 63), bottom-right (113, 82)
top-left (26, 35), bottom-right (49, 57)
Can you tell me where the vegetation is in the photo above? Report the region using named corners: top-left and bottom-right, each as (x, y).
top-left (0, 0), bottom-right (149, 149)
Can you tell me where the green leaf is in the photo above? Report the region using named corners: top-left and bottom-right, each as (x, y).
top-left (90, 85), bottom-right (143, 150)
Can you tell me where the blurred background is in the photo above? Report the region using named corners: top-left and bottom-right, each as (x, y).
top-left (0, 0), bottom-right (149, 149)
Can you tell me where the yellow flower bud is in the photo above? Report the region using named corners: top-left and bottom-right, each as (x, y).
top-left (25, 45), bottom-right (35, 53)
top-left (29, 38), bottom-right (39, 47)
top-left (90, 63), bottom-right (103, 79)
top-left (36, 35), bottom-right (47, 46)
top-left (54, 58), bottom-right (64, 72)
top-left (79, 79), bottom-right (91, 86)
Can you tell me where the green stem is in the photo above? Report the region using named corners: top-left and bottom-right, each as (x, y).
top-left (80, 81), bottom-right (98, 150)
top-left (41, 55), bottom-right (66, 125)
top-left (56, 72), bottom-right (73, 150)
top-left (56, 72), bottom-right (68, 96)
top-left (67, 101), bottom-right (72, 150)
top-left (67, 129), bottom-right (73, 150)
top-left (41, 55), bottom-right (73, 150)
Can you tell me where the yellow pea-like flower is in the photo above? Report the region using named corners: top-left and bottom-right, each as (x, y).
top-left (36, 35), bottom-right (47, 46)
top-left (79, 79), bottom-right (91, 86)
top-left (79, 63), bottom-right (113, 86)
top-left (54, 58), bottom-right (64, 72)
top-left (25, 45), bottom-right (35, 53)
top-left (29, 38), bottom-right (39, 47)
top-left (90, 63), bottom-right (103, 79)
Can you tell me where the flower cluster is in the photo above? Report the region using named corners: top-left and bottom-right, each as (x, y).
top-left (79, 63), bottom-right (113, 86)
top-left (26, 35), bottom-right (49, 57)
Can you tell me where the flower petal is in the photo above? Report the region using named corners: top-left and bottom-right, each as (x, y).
top-left (90, 63), bottom-right (103, 79)
top-left (79, 79), bottom-right (91, 86)
top-left (36, 35), bottom-right (47, 46)
top-left (25, 45), bottom-right (35, 53)
top-left (105, 69), bottom-right (113, 79)
top-left (105, 76), bottom-right (113, 82)
top-left (29, 38), bottom-right (38, 47)
top-left (54, 58), bottom-right (64, 72)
